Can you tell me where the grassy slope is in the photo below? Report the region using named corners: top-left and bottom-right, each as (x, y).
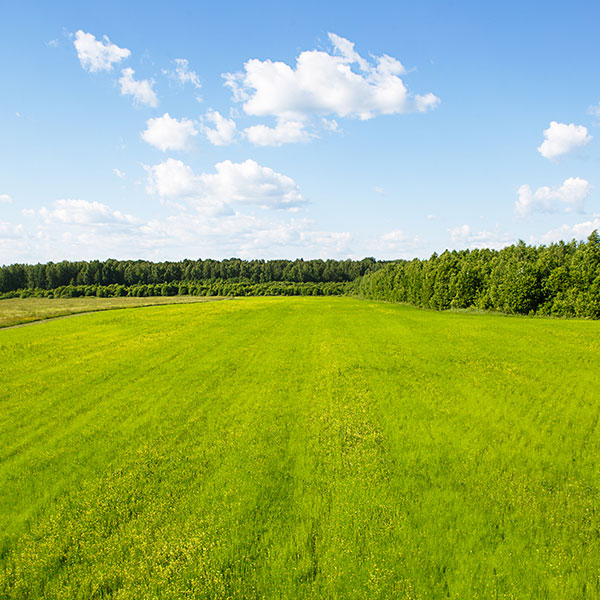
top-left (1, 297), bottom-right (599, 599)
top-left (0, 296), bottom-right (223, 328)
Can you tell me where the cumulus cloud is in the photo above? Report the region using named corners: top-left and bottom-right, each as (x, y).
top-left (141, 113), bottom-right (198, 151)
top-left (201, 109), bottom-right (237, 146)
top-left (244, 119), bottom-right (312, 146)
top-left (516, 177), bottom-right (591, 216)
top-left (0, 221), bottom-right (25, 238)
top-left (0, 194), bottom-right (12, 204)
top-left (448, 224), bottom-right (512, 250)
top-left (119, 68), bottom-right (158, 107)
top-left (141, 211), bottom-right (259, 250)
top-left (113, 168), bottom-right (126, 178)
top-left (73, 30), bottom-right (130, 72)
top-left (145, 158), bottom-right (307, 212)
top-left (37, 199), bottom-right (139, 226)
top-left (164, 58), bottom-right (202, 88)
top-left (328, 32), bottom-right (370, 70)
top-left (537, 121), bottom-right (592, 160)
top-left (15, 200), bottom-right (149, 263)
top-left (415, 93), bottom-right (440, 113)
top-left (449, 224), bottom-right (472, 241)
top-left (138, 212), bottom-right (352, 260)
top-left (144, 159), bottom-right (200, 200)
top-left (8, 201), bottom-right (351, 264)
top-left (224, 32), bottom-right (439, 122)
top-left (381, 229), bottom-right (409, 245)
top-left (370, 229), bottom-right (425, 258)
top-left (541, 217), bottom-right (600, 244)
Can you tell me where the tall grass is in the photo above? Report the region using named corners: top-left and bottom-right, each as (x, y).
top-left (0, 296), bottom-right (221, 328)
top-left (1, 297), bottom-right (599, 598)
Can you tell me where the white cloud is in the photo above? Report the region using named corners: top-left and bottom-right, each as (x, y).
top-left (468, 231), bottom-right (512, 250)
top-left (244, 119), bottom-right (312, 146)
top-left (381, 229), bottom-right (407, 244)
top-left (516, 177), bottom-right (591, 216)
top-left (37, 199), bottom-right (139, 226)
top-left (15, 201), bottom-right (148, 263)
top-left (73, 30), bottom-right (130, 72)
top-left (201, 160), bottom-right (307, 211)
top-left (328, 32), bottom-right (370, 71)
top-left (141, 212), bottom-right (258, 249)
top-left (0, 194), bottom-right (12, 204)
top-left (302, 230), bottom-right (352, 255)
top-left (166, 58), bottom-right (202, 89)
top-left (145, 158), bottom-right (307, 212)
top-left (449, 224), bottom-right (512, 250)
top-left (144, 159), bottom-right (200, 199)
top-left (541, 217), bottom-right (600, 244)
top-left (537, 121), bottom-right (592, 160)
top-left (113, 168), bottom-right (126, 178)
top-left (449, 224), bottom-right (471, 241)
top-left (141, 113), bottom-right (198, 151)
top-left (373, 186), bottom-right (386, 195)
top-left (140, 212), bottom-right (351, 259)
top-left (0, 221), bottom-right (25, 238)
top-left (8, 202), bottom-right (353, 264)
top-left (0, 223), bottom-right (30, 262)
top-left (224, 32), bottom-right (439, 122)
top-left (415, 93), bottom-right (441, 113)
top-left (119, 68), bottom-right (158, 107)
top-left (372, 229), bottom-right (424, 258)
top-left (47, 39), bottom-right (59, 48)
top-left (201, 109), bottom-right (237, 146)
top-left (587, 103), bottom-right (600, 117)
top-left (321, 118), bottom-right (340, 132)
top-left (240, 221), bottom-right (303, 250)
top-left (0, 221), bottom-right (28, 264)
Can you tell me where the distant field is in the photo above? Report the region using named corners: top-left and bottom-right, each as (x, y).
top-left (1, 297), bottom-right (599, 599)
top-left (0, 295), bottom-right (223, 328)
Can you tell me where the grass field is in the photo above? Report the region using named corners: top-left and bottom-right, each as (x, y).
top-left (1, 297), bottom-right (599, 599)
top-left (0, 296), bottom-right (223, 329)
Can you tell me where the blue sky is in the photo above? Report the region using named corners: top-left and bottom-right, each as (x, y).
top-left (1, 0), bottom-right (599, 263)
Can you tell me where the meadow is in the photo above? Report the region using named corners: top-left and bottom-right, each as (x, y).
top-left (0, 296), bottom-right (222, 329)
top-left (1, 297), bottom-right (599, 599)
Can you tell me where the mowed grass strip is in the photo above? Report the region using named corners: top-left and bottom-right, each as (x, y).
top-left (0, 296), bottom-right (223, 329)
top-left (0, 297), bottom-right (599, 599)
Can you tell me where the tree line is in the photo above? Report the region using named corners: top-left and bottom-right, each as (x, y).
top-left (351, 232), bottom-right (600, 318)
top-left (2, 233), bottom-right (600, 318)
top-left (0, 257), bottom-right (381, 294)
top-left (1, 279), bottom-right (350, 300)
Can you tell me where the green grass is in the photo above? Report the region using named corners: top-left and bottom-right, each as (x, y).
top-left (1, 297), bottom-right (599, 599)
top-left (0, 295), bottom-right (223, 328)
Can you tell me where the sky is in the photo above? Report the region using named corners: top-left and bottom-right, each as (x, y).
top-left (1, 0), bottom-right (599, 264)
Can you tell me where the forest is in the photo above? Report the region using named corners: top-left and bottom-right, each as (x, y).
top-left (2, 232), bottom-right (599, 317)
top-left (353, 232), bottom-right (600, 318)
top-left (0, 257), bottom-right (380, 293)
